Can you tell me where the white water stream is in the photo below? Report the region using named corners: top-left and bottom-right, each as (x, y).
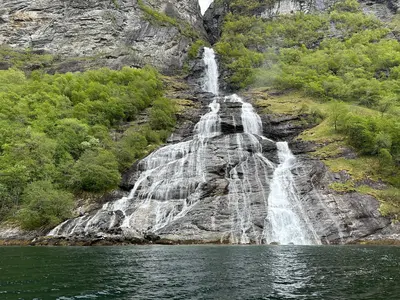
top-left (50, 47), bottom-right (319, 245)
top-left (202, 47), bottom-right (219, 95)
top-left (198, 0), bottom-right (214, 15)
top-left (265, 142), bottom-right (319, 244)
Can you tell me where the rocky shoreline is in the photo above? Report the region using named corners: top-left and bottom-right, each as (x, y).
top-left (2, 236), bottom-right (400, 246)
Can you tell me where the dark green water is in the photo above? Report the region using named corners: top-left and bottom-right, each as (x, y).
top-left (0, 245), bottom-right (399, 300)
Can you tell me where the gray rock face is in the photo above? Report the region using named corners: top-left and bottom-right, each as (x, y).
top-left (203, 1), bottom-right (229, 44)
top-left (0, 0), bottom-right (205, 73)
top-left (258, 0), bottom-right (400, 18)
top-left (360, 0), bottom-right (399, 22)
top-left (291, 156), bottom-right (393, 244)
top-left (48, 95), bottom-right (278, 244)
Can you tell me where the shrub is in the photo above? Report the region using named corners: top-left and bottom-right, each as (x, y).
top-left (17, 181), bottom-right (73, 230)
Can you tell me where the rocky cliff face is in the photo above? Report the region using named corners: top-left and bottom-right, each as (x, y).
top-left (287, 150), bottom-right (398, 244)
top-left (0, 0), bottom-right (205, 73)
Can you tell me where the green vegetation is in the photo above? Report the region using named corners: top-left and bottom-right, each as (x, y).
top-left (0, 46), bottom-right (55, 70)
top-left (138, 0), bottom-right (180, 26)
top-left (111, 0), bottom-right (120, 9)
top-left (216, 0), bottom-right (395, 94)
top-left (17, 181), bottom-right (74, 230)
top-left (0, 64), bottom-right (176, 229)
top-left (188, 40), bottom-right (209, 59)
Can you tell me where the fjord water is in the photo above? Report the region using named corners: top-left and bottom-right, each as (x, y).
top-left (1, 245), bottom-right (400, 300)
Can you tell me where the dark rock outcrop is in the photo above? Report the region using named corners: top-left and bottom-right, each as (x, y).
top-left (203, 1), bottom-right (229, 44)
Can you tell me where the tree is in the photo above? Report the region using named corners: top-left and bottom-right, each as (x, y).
top-left (70, 149), bottom-right (121, 193)
top-left (328, 101), bottom-right (349, 131)
top-left (50, 118), bottom-right (89, 159)
top-left (345, 117), bottom-right (376, 154)
top-left (17, 181), bottom-right (74, 230)
top-left (378, 148), bottom-right (394, 175)
top-left (377, 98), bottom-right (393, 117)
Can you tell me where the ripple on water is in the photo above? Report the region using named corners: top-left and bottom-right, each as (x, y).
top-left (0, 245), bottom-right (399, 300)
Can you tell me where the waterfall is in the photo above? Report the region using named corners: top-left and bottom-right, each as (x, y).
top-left (198, 0), bottom-right (214, 15)
top-left (227, 94), bottom-right (263, 135)
top-left (49, 47), bottom-right (320, 245)
top-left (195, 99), bottom-right (221, 139)
top-left (49, 48), bottom-right (224, 239)
top-left (265, 142), bottom-right (320, 245)
top-left (202, 47), bottom-right (219, 95)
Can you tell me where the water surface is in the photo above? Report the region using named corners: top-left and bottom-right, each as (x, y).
top-left (0, 245), bottom-right (399, 299)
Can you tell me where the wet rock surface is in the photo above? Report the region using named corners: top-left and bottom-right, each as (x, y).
top-left (33, 93), bottom-right (398, 246)
top-left (260, 114), bottom-right (315, 142)
top-left (41, 91), bottom-right (280, 244)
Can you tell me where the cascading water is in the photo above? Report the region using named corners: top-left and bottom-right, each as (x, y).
top-left (49, 47), bottom-right (320, 245)
top-left (198, 0), bottom-right (214, 15)
top-left (202, 47), bottom-right (219, 95)
top-left (50, 47), bottom-right (224, 239)
top-left (203, 47), bottom-right (219, 95)
top-left (265, 142), bottom-right (320, 245)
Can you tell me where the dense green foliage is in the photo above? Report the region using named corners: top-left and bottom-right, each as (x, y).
top-left (188, 40), bottom-right (209, 59)
top-left (332, 103), bottom-right (400, 186)
top-left (17, 181), bottom-right (74, 230)
top-left (0, 66), bottom-right (176, 228)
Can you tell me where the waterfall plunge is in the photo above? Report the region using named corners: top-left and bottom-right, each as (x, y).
top-left (202, 48), bottom-right (318, 245)
top-left (266, 142), bottom-right (319, 245)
